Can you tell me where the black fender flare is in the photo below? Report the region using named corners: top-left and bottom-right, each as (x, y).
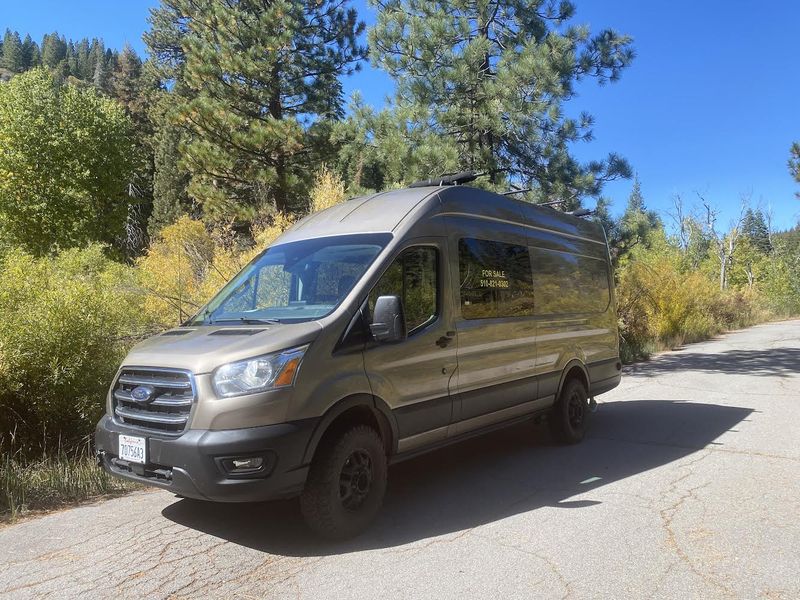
top-left (301, 394), bottom-right (399, 465)
top-left (555, 359), bottom-right (590, 402)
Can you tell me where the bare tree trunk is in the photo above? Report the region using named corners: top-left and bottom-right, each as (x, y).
top-left (669, 193), bottom-right (689, 252)
top-left (719, 248), bottom-right (727, 290)
top-left (698, 192), bottom-right (746, 291)
top-left (746, 265), bottom-right (755, 288)
top-left (269, 65), bottom-right (288, 214)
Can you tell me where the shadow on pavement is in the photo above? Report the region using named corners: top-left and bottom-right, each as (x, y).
top-left (162, 400), bottom-right (751, 556)
top-left (625, 347), bottom-right (800, 378)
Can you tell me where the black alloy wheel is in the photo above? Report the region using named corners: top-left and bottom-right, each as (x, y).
top-left (339, 449), bottom-right (373, 511)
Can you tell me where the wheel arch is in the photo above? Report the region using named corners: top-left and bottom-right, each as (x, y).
top-left (556, 359), bottom-right (590, 400)
top-left (302, 394), bottom-right (398, 465)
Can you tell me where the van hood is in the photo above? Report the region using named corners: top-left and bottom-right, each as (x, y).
top-left (122, 321), bottom-right (324, 374)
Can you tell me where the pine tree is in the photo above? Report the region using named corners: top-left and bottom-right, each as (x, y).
top-left (66, 41), bottom-right (78, 77)
top-left (110, 45), bottom-right (144, 118)
top-left (75, 38), bottom-right (91, 80)
top-left (144, 1), bottom-right (188, 84)
top-left (150, 120), bottom-right (191, 236)
top-left (145, 0), bottom-right (366, 222)
top-left (2, 30), bottom-right (24, 72)
top-left (593, 196), bottom-right (624, 265)
top-left (741, 208), bottom-right (772, 254)
top-left (598, 176), bottom-right (660, 264)
top-left (109, 45), bottom-right (159, 255)
top-left (366, 0), bottom-right (634, 205)
top-left (333, 95), bottom-right (461, 192)
top-left (626, 176), bottom-right (646, 213)
top-left (91, 43), bottom-right (109, 91)
top-left (41, 33), bottom-right (67, 68)
top-left (790, 142), bottom-right (800, 198)
top-left (619, 176), bottom-right (660, 253)
top-left (20, 34), bottom-right (40, 70)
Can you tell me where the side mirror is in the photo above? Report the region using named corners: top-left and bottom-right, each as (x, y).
top-left (369, 295), bottom-right (406, 343)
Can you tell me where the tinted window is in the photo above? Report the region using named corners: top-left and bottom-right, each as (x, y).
top-left (532, 248), bottom-right (610, 315)
top-left (458, 238), bottom-right (535, 319)
top-left (369, 246), bottom-right (438, 333)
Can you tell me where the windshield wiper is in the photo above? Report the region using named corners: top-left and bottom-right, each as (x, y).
top-left (211, 317), bottom-right (281, 325)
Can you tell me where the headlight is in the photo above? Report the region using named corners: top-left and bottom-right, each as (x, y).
top-left (212, 345), bottom-right (308, 398)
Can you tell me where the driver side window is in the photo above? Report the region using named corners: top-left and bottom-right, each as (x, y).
top-left (369, 246), bottom-right (438, 334)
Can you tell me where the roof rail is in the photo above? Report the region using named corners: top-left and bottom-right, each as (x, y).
top-left (568, 208), bottom-right (594, 217)
top-left (408, 171), bottom-right (481, 188)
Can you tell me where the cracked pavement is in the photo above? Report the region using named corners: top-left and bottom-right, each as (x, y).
top-left (1, 320), bottom-right (799, 599)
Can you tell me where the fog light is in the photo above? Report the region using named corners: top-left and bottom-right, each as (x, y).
top-left (231, 457), bottom-right (263, 471)
top-left (217, 452), bottom-right (275, 477)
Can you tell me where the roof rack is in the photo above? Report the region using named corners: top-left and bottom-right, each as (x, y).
top-left (501, 187), bottom-right (531, 196)
top-left (408, 171), bottom-right (481, 188)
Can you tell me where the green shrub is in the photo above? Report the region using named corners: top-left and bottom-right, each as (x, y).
top-left (0, 69), bottom-right (137, 256)
top-left (615, 250), bottom-right (766, 361)
top-left (616, 261), bottom-right (654, 362)
top-left (0, 245), bottom-right (152, 457)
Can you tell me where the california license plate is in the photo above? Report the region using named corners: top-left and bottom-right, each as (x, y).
top-left (119, 435), bottom-right (146, 464)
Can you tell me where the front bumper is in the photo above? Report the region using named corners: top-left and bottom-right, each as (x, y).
top-left (94, 415), bottom-right (317, 502)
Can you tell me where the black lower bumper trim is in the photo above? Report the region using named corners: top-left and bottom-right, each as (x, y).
top-left (590, 373), bottom-right (622, 397)
top-left (94, 416), bottom-right (317, 502)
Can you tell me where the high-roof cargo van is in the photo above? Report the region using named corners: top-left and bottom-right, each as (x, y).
top-left (95, 177), bottom-right (621, 538)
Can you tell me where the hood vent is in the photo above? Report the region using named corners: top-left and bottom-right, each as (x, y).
top-left (162, 329), bottom-right (194, 336)
top-left (208, 328), bottom-right (266, 336)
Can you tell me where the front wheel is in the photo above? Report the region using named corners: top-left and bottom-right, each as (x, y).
top-left (300, 425), bottom-right (387, 539)
top-left (550, 378), bottom-right (590, 444)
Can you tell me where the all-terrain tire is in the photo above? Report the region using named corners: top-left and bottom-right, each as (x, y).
top-left (550, 377), bottom-right (590, 444)
top-left (300, 425), bottom-right (387, 540)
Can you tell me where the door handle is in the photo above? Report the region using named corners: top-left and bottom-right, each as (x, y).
top-left (435, 332), bottom-right (456, 348)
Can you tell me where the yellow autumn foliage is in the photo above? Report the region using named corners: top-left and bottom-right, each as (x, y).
top-left (615, 248), bottom-right (764, 361)
top-left (137, 214), bottom-right (296, 327)
top-left (310, 166), bottom-right (346, 213)
top-left (137, 217), bottom-right (213, 326)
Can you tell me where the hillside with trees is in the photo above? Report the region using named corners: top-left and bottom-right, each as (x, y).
top-left (0, 0), bottom-right (799, 519)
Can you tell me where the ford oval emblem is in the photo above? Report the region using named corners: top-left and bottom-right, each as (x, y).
top-left (131, 385), bottom-right (155, 403)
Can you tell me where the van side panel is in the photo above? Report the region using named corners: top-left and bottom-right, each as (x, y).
top-left (525, 226), bottom-right (619, 399)
top-left (435, 186), bottom-right (620, 437)
top-left (442, 203), bottom-right (544, 428)
top-left (453, 317), bottom-right (540, 421)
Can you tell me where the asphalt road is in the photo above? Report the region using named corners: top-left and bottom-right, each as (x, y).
top-left (1, 320), bottom-right (799, 599)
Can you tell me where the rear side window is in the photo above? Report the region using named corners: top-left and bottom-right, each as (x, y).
top-left (458, 238), bottom-right (535, 319)
top-left (531, 248), bottom-right (610, 315)
top-left (369, 246), bottom-right (438, 333)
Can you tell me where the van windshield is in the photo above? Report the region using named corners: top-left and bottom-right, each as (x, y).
top-left (190, 233), bottom-right (392, 325)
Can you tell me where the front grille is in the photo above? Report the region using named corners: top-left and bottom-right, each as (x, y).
top-left (112, 367), bottom-right (195, 434)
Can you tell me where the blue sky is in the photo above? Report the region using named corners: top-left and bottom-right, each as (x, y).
top-left (4, 0), bottom-right (800, 229)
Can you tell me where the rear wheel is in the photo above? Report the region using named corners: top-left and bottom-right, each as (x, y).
top-left (300, 425), bottom-right (387, 539)
top-left (550, 377), bottom-right (590, 444)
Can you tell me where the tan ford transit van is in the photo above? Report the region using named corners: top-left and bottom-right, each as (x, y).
top-left (95, 174), bottom-right (621, 538)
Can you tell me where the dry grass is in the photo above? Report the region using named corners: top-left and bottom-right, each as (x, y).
top-left (1, 446), bottom-right (139, 522)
